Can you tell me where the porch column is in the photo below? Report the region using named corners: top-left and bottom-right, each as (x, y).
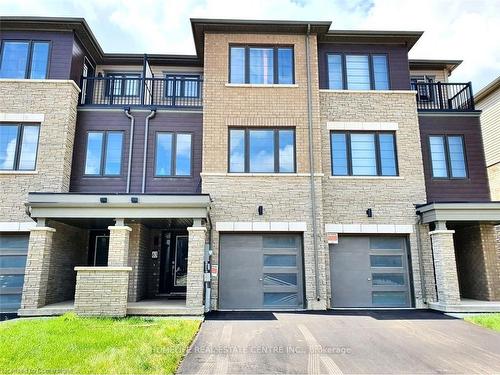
top-left (186, 223), bottom-right (206, 309)
top-left (430, 221), bottom-right (461, 305)
top-left (107, 221), bottom-right (132, 267)
top-left (19, 226), bottom-right (56, 311)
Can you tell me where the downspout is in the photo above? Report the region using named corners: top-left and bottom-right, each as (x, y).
top-left (305, 24), bottom-right (321, 302)
top-left (124, 108), bottom-right (135, 193)
top-left (142, 109), bottom-right (157, 193)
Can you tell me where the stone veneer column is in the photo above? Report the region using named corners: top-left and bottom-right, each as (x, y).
top-left (186, 226), bottom-right (206, 309)
top-left (107, 225), bottom-right (132, 267)
top-left (20, 226), bottom-right (56, 310)
top-left (430, 223), bottom-right (460, 305)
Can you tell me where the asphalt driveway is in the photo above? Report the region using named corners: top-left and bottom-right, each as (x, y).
top-left (178, 310), bottom-right (500, 374)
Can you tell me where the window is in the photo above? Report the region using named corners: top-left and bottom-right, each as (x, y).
top-left (0, 123), bottom-right (40, 171)
top-left (105, 73), bottom-right (141, 97)
top-left (84, 131), bottom-right (124, 176)
top-left (326, 53), bottom-right (389, 90)
top-left (229, 45), bottom-right (294, 84)
top-left (429, 135), bottom-right (467, 179)
top-left (0, 41), bottom-right (50, 79)
top-left (229, 128), bottom-right (296, 173)
top-left (155, 132), bottom-right (192, 177)
top-left (330, 131), bottom-right (398, 176)
top-left (410, 75), bottom-right (435, 101)
top-left (165, 74), bottom-right (200, 98)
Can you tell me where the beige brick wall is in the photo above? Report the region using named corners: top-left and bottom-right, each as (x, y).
top-left (487, 162), bottom-right (500, 201)
top-left (0, 80), bottom-right (80, 222)
top-left (128, 223), bottom-right (151, 302)
top-left (186, 226), bottom-right (206, 308)
top-left (319, 91), bottom-right (428, 307)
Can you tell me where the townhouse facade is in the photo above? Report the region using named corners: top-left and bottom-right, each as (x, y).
top-left (0, 17), bottom-right (499, 316)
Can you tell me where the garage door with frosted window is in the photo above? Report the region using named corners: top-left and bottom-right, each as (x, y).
top-left (219, 234), bottom-right (304, 310)
top-left (0, 234), bottom-right (29, 313)
top-left (330, 236), bottom-right (411, 308)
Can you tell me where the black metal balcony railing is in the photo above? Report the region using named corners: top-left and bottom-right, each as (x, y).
top-left (80, 76), bottom-right (203, 108)
top-left (411, 82), bottom-right (475, 111)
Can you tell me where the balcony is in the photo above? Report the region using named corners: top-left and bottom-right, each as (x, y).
top-left (411, 82), bottom-right (475, 111)
top-left (80, 76), bottom-right (203, 109)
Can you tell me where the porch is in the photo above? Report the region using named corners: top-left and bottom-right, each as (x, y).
top-left (18, 193), bottom-right (210, 317)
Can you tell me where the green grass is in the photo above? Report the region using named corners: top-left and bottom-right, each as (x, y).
top-left (465, 313), bottom-right (500, 332)
top-left (0, 313), bottom-right (200, 374)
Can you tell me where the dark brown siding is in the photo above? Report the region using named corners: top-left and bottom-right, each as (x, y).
top-left (70, 110), bottom-right (202, 194)
top-left (69, 35), bottom-right (88, 84)
top-left (317, 43), bottom-right (410, 90)
top-left (0, 30), bottom-right (74, 79)
top-left (419, 114), bottom-right (491, 202)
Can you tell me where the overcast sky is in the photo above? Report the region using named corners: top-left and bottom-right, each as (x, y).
top-left (1, 0), bottom-right (498, 91)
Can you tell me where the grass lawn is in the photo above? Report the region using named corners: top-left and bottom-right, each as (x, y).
top-left (465, 313), bottom-right (500, 332)
top-left (0, 313), bottom-right (200, 374)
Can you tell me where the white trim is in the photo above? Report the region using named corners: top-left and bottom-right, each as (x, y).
top-left (328, 175), bottom-right (403, 180)
top-left (225, 83), bottom-right (299, 88)
top-left (108, 225), bottom-right (132, 232)
top-left (429, 229), bottom-right (455, 235)
top-left (0, 113), bottom-right (45, 122)
top-left (201, 172), bottom-right (324, 177)
top-left (0, 79), bottom-right (81, 92)
top-left (325, 223), bottom-right (413, 234)
top-left (320, 89), bottom-right (416, 95)
top-left (326, 121), bottom-right (398, 131)
top-left (0, 221), bottom-right (36, 232)
top-left (216, 221), bottom-right (307, 232)
top-left (0, 170), bottom-right (38, 175)
top-left (74, 266), bottom-right (132, 272)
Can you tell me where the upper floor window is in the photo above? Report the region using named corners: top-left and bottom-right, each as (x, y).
top-left (229, 45), bottom-right (294, 84)
top-left (429, 135), bottom-right (467, 179)
top-left (84, 131), bottom-right (124, 176)
top-left (0, 41), bottom-right (50, 79)
top-left (105, 73), bottom-right (141, 97)
top-left (0, 123), bottom-right (40, 171)
top-left (331, 131), bottom-right (398, 176)
top-left (327, 53), bottom-right (389, 90)
top-left (165, 74), bottom-right (201, 98)
top-left (155, 132), bottom-right (192, 177)
top-left (229, 128), bottom-right (296, 173)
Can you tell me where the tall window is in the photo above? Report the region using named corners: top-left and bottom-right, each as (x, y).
top-left (155, 132), bottom-right (192, 177)
top-left (331, 131), bottom-right (398, 176)
top-left (429, 135), bottom-right (467, 178)
top-left (0, 41), bottom-right (50, 79)
top-left (105, 73), bottom-right (141, 97)
top-left (327, 53), bottom-right (389, 90)
top-left (229, 45), bottom-right (294, 84)
top-left (229, 128), bottom-right (295, 173)
top-left (84, 131), bottom-right (124, 176)
top-left (0, 124), bottom-right (40, 171)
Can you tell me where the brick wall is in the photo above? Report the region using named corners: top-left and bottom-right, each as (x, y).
top-left (128, 223), bottom-right (151, 302)
top-left (0, 80), bottom-right (80, 222)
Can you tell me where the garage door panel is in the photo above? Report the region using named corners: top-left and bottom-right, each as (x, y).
top-left (330, 235), bottom-right (411, 308)
top-left (220, 233), bottom-right (304, 310)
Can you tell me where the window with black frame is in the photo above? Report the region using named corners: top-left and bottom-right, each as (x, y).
top-left (229, 128), bottom-right (295, 173)
top-left (428, 135), bottom-right (467, 179)
top-left (155, 132), bottom-right (192, 177)
top-left (0, 123), bottom-right (40, 171)
top-left (84, 131), bottom-right (124, 176)
top-left (331, 131), bottom-right (398, 176)
top-left (105, 73), bottom-right (141, 97)
top-left (0, 40), bottom-right (50, 79)
top-left (327, 53), bottom-right (389, 90)
top-left (229, 45), bottom-right (294, 84)
top-left (165, 74), bottom-right (200, 98)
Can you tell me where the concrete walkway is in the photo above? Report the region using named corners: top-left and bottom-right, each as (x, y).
top-left (178, 310), bottom-right (500, 374)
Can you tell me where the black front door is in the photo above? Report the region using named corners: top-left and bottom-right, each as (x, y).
top-left (88, 230), bottom-right (109, 266)
top-left (159, 232), bottom-right (188, 295)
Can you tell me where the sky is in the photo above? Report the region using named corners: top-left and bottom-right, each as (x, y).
top-left (0, 0), bottom-right (498, 91)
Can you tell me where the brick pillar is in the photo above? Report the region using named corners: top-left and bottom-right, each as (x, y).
top-left (186, 226), bottom-right (206, 309)
top-left (20, 226), bottom-right (56, 311)
top-left (108, 225), bottom-right (131, 267)
top-left (430, 227), bottom-right (460, 305)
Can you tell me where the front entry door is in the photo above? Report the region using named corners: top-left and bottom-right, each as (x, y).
top-left (159, 232), bottom-right (188, 295)
top-left (88, 230), bottom-right (109, 266)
